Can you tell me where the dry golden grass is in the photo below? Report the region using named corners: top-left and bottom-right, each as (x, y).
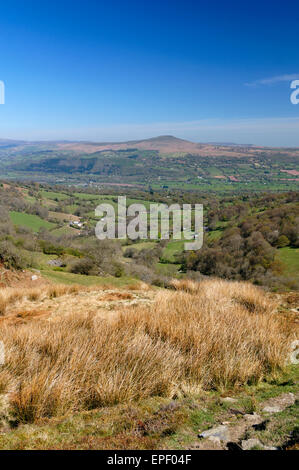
top-left (0, 279), bottom-right (295, 424)
top-left (126, 282), bottom-right (151, 291)
top-left (27, 289), bottom-right (41, 302)
top-left (100, 292), bottom-right (133, 301)
top-left (170, 278), bottom-right (201, 293)
top-left (0, 284), bottom-right (94, 311)
top-left (0, 285), bottom-right (69, 316)
top-left (0, 295), bottom-right (8, 316)
top-left (47, 284), bottom-right (83, 298)
top-left (0, 315), bottom-right (181, 422)
top-left (117, 280), bottom-right (291, 391)
top-left (0, 288), bottom-right (25, 316)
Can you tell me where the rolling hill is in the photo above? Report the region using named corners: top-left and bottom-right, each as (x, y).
top-left (0, 136), bottom-right (298, 191)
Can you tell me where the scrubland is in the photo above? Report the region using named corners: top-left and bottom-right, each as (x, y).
top-left (0, 278), bottom-right (296, 429)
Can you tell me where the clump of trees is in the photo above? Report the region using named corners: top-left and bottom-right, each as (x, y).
top-left (0, 240), bottom-right (31, 270)
top-left (178, 193), bottom-right (299, 289)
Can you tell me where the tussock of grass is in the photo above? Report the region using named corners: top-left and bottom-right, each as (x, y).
top-left (0, 284), bottom-right (95, 314)
top-left (0, 295), bottom-right (8, 316)
top-left (118, 280), bottom-right (290, 390)
top-left (47, 284), bottom-right (82, 298)
top-left (1, 315), bottom-right (181, 422)
top-left (0, 289), bottom-right (25, 316)
top-left (27, 289), bottom-right (41, 302)
top-left (0, 279), bottom-right (294, 424)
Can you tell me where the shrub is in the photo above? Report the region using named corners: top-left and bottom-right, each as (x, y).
top-left (123, 247), bottom-right (137, 258)
top-left (68, 257), bottom-right (95, 275)
top-left (39, 240), bottom-right (64, 256)
top-left (113, 262), bottom-right (124, 278)
top-left (276, 235), bottom-right (290, 248)
top-left (0, 240), bottom-right (29, 270)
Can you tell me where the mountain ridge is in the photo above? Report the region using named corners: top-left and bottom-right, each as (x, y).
top-left (1, 135), bottom-right (299, 154)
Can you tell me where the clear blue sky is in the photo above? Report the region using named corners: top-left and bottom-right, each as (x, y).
top-left (0, 0), bottom-right (299, 145)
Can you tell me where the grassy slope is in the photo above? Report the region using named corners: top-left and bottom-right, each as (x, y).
top-left (40, 269), bottom-right (136, 287)
top-left (9, 211), bottom-right (56, 232)
top-left (40, 190), bottom-right (69, 201)
top-left (0, 365), bottom-right (297, 450)
top-left (277, 247), bottom-right (299, 277)
top-left (162, 240), bottom-right (186, 262)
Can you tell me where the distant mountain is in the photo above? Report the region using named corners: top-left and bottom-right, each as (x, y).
top-left (1, 135), bottom-right (299, 157)
top-left (0, 135), bottom-right (267, 156)
top-left (52, 136), bottom-right (299, 158)
top-left (0, 139), bottom-right (27, 148)
top-left (1, 134), bottom-right (298, 189)
top-left (50, 135), bottom-right (204, 154)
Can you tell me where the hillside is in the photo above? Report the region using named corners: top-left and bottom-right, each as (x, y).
top-left (1, 136), bottom-right (298, 191)
top-left (2, 135), bottom-right (299, 156)
top-left (56, 135), bottom-right (203, 154)
top-left (0, 181), bottom-right (298, 450)
top-left (0, 275), bottom-right (298, 450)
top-left (0, 182), bottom-right (298, 291)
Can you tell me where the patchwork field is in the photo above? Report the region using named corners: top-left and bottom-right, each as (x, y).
top-left (9, 211), bottom-right (56, 232)
top-left (277, 248), bottom-right (299, 279)
top-left (1, 136), bottom-right (299, 191)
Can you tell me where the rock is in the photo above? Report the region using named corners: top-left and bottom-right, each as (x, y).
top-left (244, 412), bottom-right (262, 422)
top-left (198, 425), bottom-right (229, 442)
top-left (262, 393), bottom-right (295, 413)
top-left (241, 438), bottom-right (263, 450)
top-left (208, 436), bottom-right (221, 444)
top-left (47, 258), bottom-right (64, 267)
top-left (191, 437), bottom-right (224, 450)
top-left (221, 397), bottom-right (237, 403)
top-left (224, 413), bottom-right (264, 443)
top-left (263, 406), bottom-right (282, 413)
top-left (229, 408), bottom-right (246, 416)
top-left (241, 438), bottom-right (277, 450)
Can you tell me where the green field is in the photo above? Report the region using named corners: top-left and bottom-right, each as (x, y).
top-left (40, 190), bottom-right (69, 201)
top-left (155, 262), bottom-right (181, 276)
top-left (51, 226), bottom-right (78, 236)
top-left (9, 211), bottom-right (56, 232)
top-left (208, 230), bottom-right (223, 241)
top-left (41, 269), bottom-right (136, 287)
top-left (277, 247), bottom-right (299, 277)
top-left (123, 241), bottom-right (157, 251)
top-left (162, 239), bottom-right (186, 262)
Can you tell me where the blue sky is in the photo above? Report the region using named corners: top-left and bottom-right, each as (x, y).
top-left (0, 0), bottom-right (299, 145)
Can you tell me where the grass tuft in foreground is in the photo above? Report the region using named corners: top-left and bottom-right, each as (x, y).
top-left (0, 279), bottom-right (295, 424)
